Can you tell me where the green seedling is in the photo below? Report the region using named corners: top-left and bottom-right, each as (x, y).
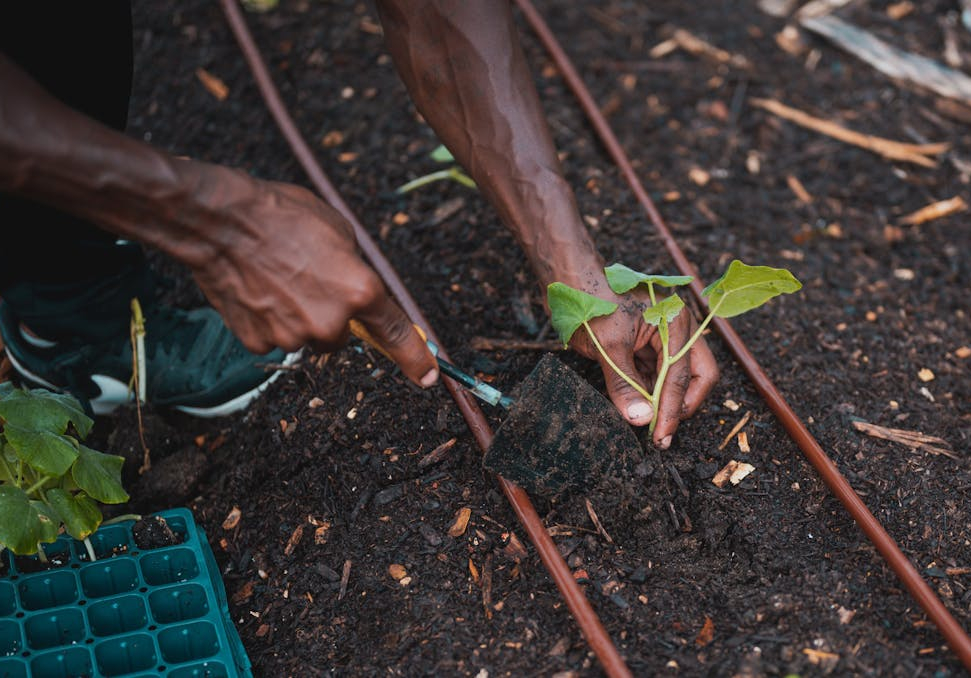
top-left (0, 383), bottom-right (129, 562)
top-left (548, 259), bottom-right (802, 435)
top-left (395, 144), bottom-right (476, 194)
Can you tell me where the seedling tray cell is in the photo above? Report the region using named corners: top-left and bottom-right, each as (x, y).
top-left (0, 508), bottom-right (251, 677)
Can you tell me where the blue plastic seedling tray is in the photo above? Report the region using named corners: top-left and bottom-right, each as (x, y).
top-left (0, 508), bottom-right (251, 677)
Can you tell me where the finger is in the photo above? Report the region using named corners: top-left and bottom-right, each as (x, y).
top-left (355, 293), bottom-right (438, 388)
top-left (682, 337), bottom-right (719, 418)
top-left (597, 345), bottom-right (654, 427)
top-left (633, 346), bottom-right (658, 385)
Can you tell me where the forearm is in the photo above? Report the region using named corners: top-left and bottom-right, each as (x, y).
top-left (374, 0), bottom-right (602, 288)
top-left (0, 53), bottom-right (246, 270)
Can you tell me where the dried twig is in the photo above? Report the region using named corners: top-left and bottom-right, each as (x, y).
top-left (585, 498), bottom-right (614, 543)
top-left (851, 419), bottom-right (956, 459)
top-left (338, 559), bottom-right (352, 600)
top-left (800, 14), bottom-right (971, 106)
top-left (750, 97), bottom-right (949, 166)
top-left (469, 337), bottom-right (564, 352)
top-left (898, 196), bottom-right (968, 226)
top-left (718, 411), bottom-right (752, 451)
top-left (481, 554), bottom-right (494, 620)
top-left (418, 437), bottom-right (458, 469)
top-left (671, 28), bottom-right (753, 70)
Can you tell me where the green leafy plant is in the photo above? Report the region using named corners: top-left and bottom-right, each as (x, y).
top-left (395, 144), bottom-right (476, 194)
top-left (0, 382), bottom-right (129, 562)
top-left (548, 259), bottom-right (802, 434)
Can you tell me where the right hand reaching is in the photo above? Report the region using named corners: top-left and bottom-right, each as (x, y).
top-left (182, 169), bottom-right (439, 388)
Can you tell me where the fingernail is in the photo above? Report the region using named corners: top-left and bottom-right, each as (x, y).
top-left (420, 368), bottom-right (439, 388)
top-left (626, 401), bottom-right (653, 423)
top-left (660, 435), bottom-right (673, 450)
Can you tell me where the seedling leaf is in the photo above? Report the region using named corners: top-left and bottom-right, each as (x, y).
top-left (642, 293), bottom-right (685, 326)
top-left (73, 445), bottom-right (129, 504)
top-left (0, 386), bottom-right (92, 438)
top-left (31, 500), bottom-right (61, 544)
top-left (605, 263), bottom-right (693, 294)
top-left (547, 282), bottom-right (618, 347)
top-left (702, 260), bottom-right (802, 318)
top-left (0, 486), bottom-right (47, 555)
top-left (46, 489), bottom-right (101, 541)
top-left (3, 423), bottom-right (80, 477)
top-left (430, 144), bottom-right (455, 163)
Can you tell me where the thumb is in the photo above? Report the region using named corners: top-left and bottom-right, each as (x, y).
top-left (352, 299), bottom-right (438, 388)
top-left (598, 348), bottom-right (653, 427)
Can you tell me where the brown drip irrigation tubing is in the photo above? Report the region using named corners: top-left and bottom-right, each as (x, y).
top-left (513, 0), bottom-right (971, 670)
top-left (218, 1), bottom-right (634, 676)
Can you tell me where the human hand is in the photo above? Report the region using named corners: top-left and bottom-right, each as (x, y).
top-left (562, 273), bottom-right (719, 448)
top-left (180, 169), bottom-right (438, 388)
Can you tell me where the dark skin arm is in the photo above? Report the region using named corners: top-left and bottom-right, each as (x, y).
top-left (375, 0), bottom-right (719, 446)
top-left (0, 52), bottom-right (438, 389)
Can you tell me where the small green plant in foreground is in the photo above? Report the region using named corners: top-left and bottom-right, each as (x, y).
top-left (395, 144), bottom-right (476, 194)
top-left (0, 382), bottom-right (129, 562)
top-left (548, 259), bottom-right (802, 434)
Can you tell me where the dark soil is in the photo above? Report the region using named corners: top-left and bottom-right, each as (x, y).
top-left (132, 514), bottom-right (184, 550)
top-left (41, 0), bottom-right (971, 675)
top-left (482, 353), bottom-right (642, 499)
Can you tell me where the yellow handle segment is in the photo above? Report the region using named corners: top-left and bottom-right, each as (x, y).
top-left (347, 319), bottom-right (428, 360)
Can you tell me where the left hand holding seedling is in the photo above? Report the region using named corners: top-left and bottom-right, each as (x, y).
top-left (549, 271), bottom-right (719, 448)
top-left (549, 260), bottom-right (801, 448)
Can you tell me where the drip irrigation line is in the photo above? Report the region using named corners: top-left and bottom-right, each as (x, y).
top-left (218, 1), bottom-right (633, 676)
top-left (513, 0), bottom-right (971, 670)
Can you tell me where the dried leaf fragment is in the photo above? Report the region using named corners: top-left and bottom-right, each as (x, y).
top-left (803, 648), bottom-right (839, 665)
top-left (314, 521), bottom-right (332, 545)
top-left (712, 460), bottom-right (755, 487)
top-left (695, 616), bottom-right (715, 646)
top-left (468, 558), bottom-right (480, 584)
top-left (222, 506), bottom-right (242, 530)
top-left (448, 507), bottom-right (472, 537)
top-left (689, 167), bottom-right (711, 186)
top-left (195, 68), bottom-right (229, 101)
top-left (837, 606), bottom-right (856, 624)
top-left (737, 431), bottom-right (751, 453)
top-left (232, 580), bottom-right (256, 605)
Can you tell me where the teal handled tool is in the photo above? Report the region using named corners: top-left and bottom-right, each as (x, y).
top-left (424, 338), bottom-right (514, 409)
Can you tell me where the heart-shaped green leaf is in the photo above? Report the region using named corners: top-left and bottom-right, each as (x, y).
top-left (73, 445), bottom-right (129, 504)
top-left (430, 144), bottom-right (455, 163)
top-left (547, 283), bottom-right (618, 347)
top-left (702, 260), bottom-right (802, 318)
top-left (4, 423), bottom-right (80, 476)
top-left (643, 293), bottom-right (686, 326)
top-left (605, 263), bottom-right (693, 294)
top-left (0, 386), bottom-right (92, 439)
top-left (46, 489), bottom-right (102, 541)
top-left (0, 485), bottom-right (49, 555)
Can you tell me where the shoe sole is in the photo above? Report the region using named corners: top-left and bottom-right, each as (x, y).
top-left (4, 345), bottom-right (303, 418)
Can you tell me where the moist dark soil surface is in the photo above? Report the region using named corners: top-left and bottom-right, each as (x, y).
top-left (28, 0), bottom-right (971, 675)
